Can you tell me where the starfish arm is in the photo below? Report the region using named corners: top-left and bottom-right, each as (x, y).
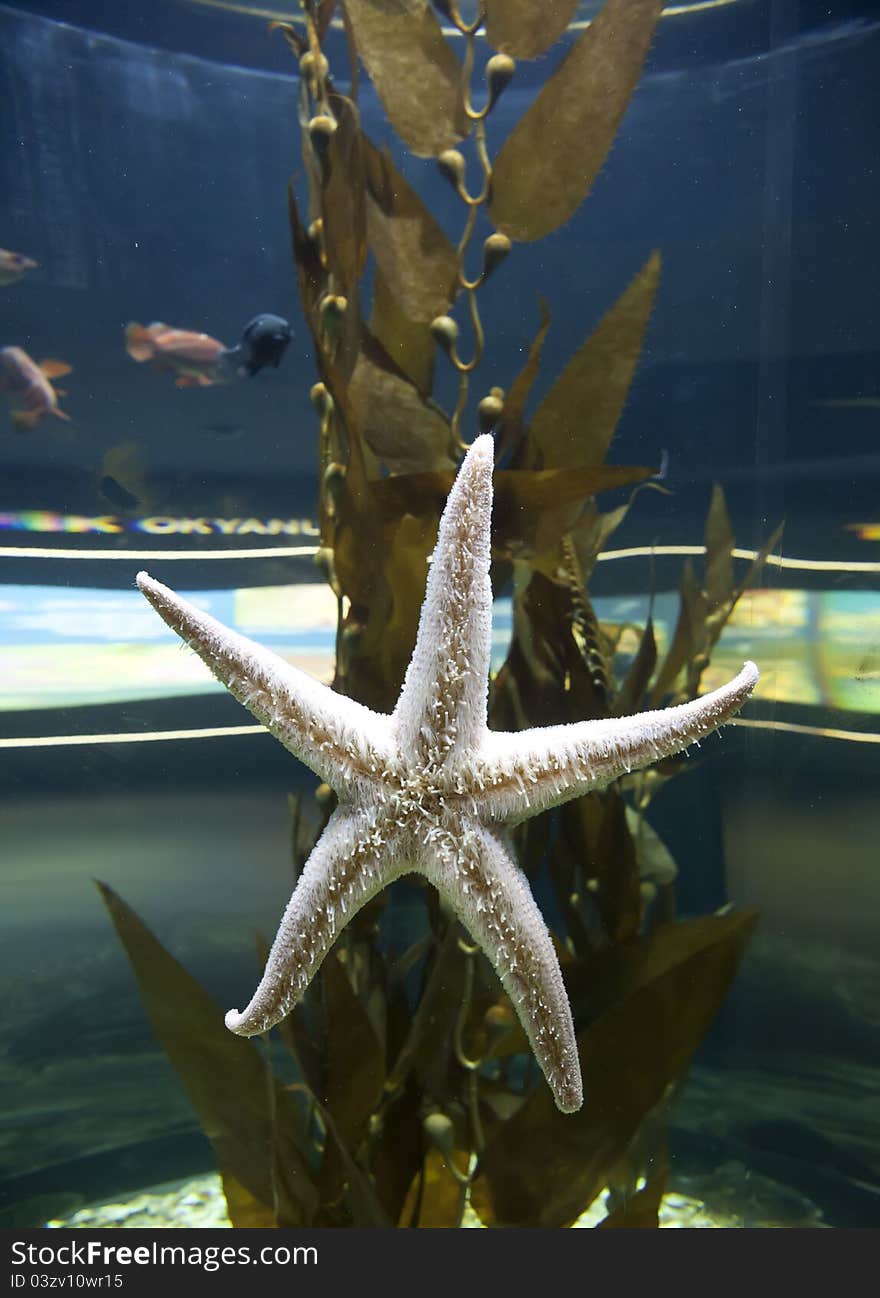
top-left (420, 819), bottom-right (582, 1113)
top-left (475, 661), bottom-right (759, 824)
top-left (225, 806), bottom-right (405, 1035)
top-left (392, 435), bottom-right (495, 766)
top-left (136, 572), bottom-right (393, 796)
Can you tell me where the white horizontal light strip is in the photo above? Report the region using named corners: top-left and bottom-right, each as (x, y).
top-left (595, 544), bottom-right (880, 575)
top-left (0, 544), bottom-right (320, 561)
top-left (729, 717), bottom-right (880, 744)
top-left (2, 717), bottom-right (876, 751)
top-left (2, 541), bottom-right (878, 574)
top-left (0, 724), bottom-right (266, 749)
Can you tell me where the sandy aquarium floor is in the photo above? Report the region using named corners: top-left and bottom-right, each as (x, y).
top-left (43, 1157), bottom-right (828, 1231)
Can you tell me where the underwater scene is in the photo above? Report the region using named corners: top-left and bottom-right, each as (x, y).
top-left (0, 0), bottom-right (878, 1231)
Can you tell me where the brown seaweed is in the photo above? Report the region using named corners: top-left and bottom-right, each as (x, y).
top-left (484, 0), bottom-right (580, 61)
top-left (489, 0), bottom-right (666, 241)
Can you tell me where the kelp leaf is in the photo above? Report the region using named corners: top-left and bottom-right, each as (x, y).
top-left (385, 921), bottom-right (464, 1098)
top-left (349, 330), bottom-right (455, 474)
top-left (709, 519), bottom-right (785, 655)
top-left (553, 790), bottom-right (641, 956)
top-left (568, 481), bottom-right (669, 593)
top-left (496, 465), bottom-right (657, 558)
top-left (95, 881), bottom-right (317, 1227)
top-left (648, 558), bottom-right (708, 706)
top-left (625, 806), bottom-right (678, 887)
top-left (484, 0), bottom-right (578, 59)
top-left (288, 788), bottom-right (331, 881)
top-left (471, 909), bottom-right (758, 1228)
top-left (321, 95), bottom-right (367, 296)
top-left (490, 564), bottom-right (568, 731)
top-left (369, 1083), bottom-right (425, 1226)
top-left (301, 1085), bottom-right (391, 1226)
top-left (398, 1148), bottom-right (468, 1227)
top-left (276, 1002), bottom-right (326, 1099)
top-left (568, 909), bottom-right (760, 1029)
top-left (557, 546), bottom-right (615, 713)
top-left (323, 951), bottom-right (386, 1147)
top-left (598, 1164), bottom-right (667, 1227)
top-left (570, 498), bottom-right (633, 580)
top-left (693, 518), bottom-right (784, 703)
top-left (526, 251), bottom-right (661, 469)
top-left (371, 464), bottom-right (656, 562)
top-left (342, 0), bottom-right (467, 156)
top-left (376, 511), bottom-right (440, 694)
top-left (370, 269), bottom-right (436, 397)
top-left (565, 789), bottom-right (641, 945)
top-left (489, 0), bottom-right (665, 240)
top-left (613, 616), bottom-right (657, 716)
top-left (221, 1174), bottom-right (279, 1229)
top-left (495, 298), bottom-right (552, 464)
top-left (704, 483), bottom-right (735, 613)
top-left (735, 521), bottom-right (784, 603)
top-left (331, 461), bottom-right (397, 710)
top-left (336, 497), bottom-right (438, 712)
top-left (362, 134), bottom-right (458, 322)
top-left (318, 953), bottom-right (389, 1223)
top-left (490, 565), bottom-right (613, 760)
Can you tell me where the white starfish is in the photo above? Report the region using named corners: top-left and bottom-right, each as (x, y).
top-left (136, 435), bottom-right (758, 1113)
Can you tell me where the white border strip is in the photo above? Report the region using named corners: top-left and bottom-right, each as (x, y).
top-left (2, 541), bottom-right (878, 573)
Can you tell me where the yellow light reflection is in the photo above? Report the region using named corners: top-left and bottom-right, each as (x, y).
top-left (846, 523), bottom-right (880, 542)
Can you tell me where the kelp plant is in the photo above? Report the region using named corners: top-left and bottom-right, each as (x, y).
top-left (100, 0), bottom-right (780, 1228)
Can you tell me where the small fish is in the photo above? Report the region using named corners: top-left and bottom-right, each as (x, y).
top-left (0, 346), bottom-right (71, 430)
top-left (204, 421), bottom-right (245, 440)
top-left (125, 321), bottom-right (228, 387)
top-left (0, 248), bottom-right (38, 286)
top-left (220, 313), bottom-right (292, 378)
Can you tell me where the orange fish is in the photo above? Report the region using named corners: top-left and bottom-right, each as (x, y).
top-left (0, 346), bottom-right (72, 431)
top-left (0, 248), bottom-right (38, 286)
top-left (125, 321), bottom-right (229, 387)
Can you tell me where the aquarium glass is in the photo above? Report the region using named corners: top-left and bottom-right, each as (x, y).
top-left (0, 0), bottom-right (878, 1230)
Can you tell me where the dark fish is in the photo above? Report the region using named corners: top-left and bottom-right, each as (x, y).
top-left (221, 313), bottom-right (292, 378)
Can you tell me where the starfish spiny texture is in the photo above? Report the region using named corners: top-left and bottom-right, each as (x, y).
top-left (136, 435), bottom-right (758, 1112)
